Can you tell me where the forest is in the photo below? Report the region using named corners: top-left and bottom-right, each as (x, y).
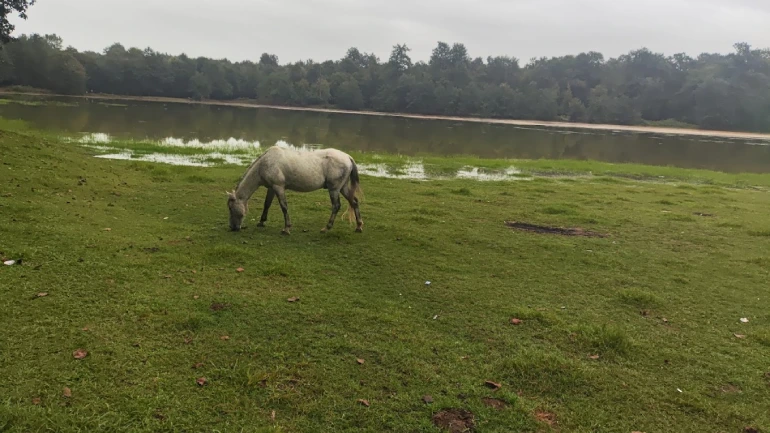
top-left (1, 34), bottom-right (769, 132)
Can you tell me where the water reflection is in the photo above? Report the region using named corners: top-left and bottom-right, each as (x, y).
top-left (2, 96), bottom-right (770, 173)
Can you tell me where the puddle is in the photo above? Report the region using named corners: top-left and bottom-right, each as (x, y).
top-left (158, 136), bottom-right (261, 151)
top-left (94, 151), bottom-right (246, 167)
top-left (456, 166), bottom-right (523, 181)
top-left (357, 163), bottom-right (428, 180)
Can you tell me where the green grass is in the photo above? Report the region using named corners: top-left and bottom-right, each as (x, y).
top-left (1, 128), bottom-right (770, 432)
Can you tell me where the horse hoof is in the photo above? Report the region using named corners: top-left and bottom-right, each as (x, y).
top-left (281, 229), bottom-right (291, 236)
top-left (355, 227), bottom-right (363, 233)
top-left (320, 228), bottom-right (328, 233)
top-left (257, 222), bottom-right (265, 227)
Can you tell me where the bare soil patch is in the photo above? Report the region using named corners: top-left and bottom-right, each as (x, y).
top-left (505, 221), bottom-right (607, 237)
top-left (432, 408), bottom-right (475, 432)
top-left (481, 397), bottom-right (508, 410)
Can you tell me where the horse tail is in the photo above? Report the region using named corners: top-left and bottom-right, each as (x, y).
top-left (343, 157), bottom-right (363, 224)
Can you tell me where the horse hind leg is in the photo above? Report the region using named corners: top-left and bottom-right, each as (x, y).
top-left (321, 189), bottom-right (342, 233)
top-left (341, 184), bottom-right (363, 233)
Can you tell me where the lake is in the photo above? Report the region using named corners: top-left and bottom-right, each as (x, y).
top-left (2, 94), bottom-right (770, 173)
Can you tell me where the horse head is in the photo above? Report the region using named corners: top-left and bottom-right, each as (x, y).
top-left (227, 190), bottom-right (247, 231)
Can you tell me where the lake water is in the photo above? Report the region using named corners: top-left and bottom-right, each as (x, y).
top-left (2, 95), bottom-right (770, 173)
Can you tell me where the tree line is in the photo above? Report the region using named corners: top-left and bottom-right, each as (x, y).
top-left (1, 33), bottom-right (769, 132)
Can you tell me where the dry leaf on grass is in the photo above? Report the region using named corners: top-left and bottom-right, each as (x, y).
top-left (510, 318), bottom-right (523, 325)
top-left (422, 395), bottom-right (434, 404)
top-left (196, 377), bottom-right (207, 386)
top-left (236, 267), bottom-right (245, 273)
top-left (484, 380), bottom-right (502, 390)
top-left (356, 358), bottom-right (365, 365)
top-left (32, 397), bottom-right (41, 405)
top-left (589, 354), bottom-right (600, 360)
top-left (63, 387), bottom-right (72, 398)
top-left (36, 292), bottom-right (48, 298)
top-left (220, 335), bottom-right (230, 341)
top-left (271, 410), bottom-right (276, 421)
top-left (734, 334), bottom-right (747, 339)
top-left (103, 228), bottom-right (111, 231)
top-left (287, 297), bottom-right (300, 302)
top-left (357, 399), bottom-right (370, 407)
top-left (72, 349), bottom-right (88, 360)
top-left (192, 362), bottom-right (204, 369)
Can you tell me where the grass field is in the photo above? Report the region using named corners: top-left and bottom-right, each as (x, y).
top-left (1, 126), bottom-right (769, 432)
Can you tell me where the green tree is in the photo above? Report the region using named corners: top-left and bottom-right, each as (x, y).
top-left (3, 32), bottom-right (770, 132)
top-left (309, 78), bottom-right (331, 105)
top-left (188, 72), bottom-right (212, 100)
top-left (47, 52), bottom-right (86, 94)
top-left (335, 80), bottom-right (364, 110)
top-left (1, 0), bottom-right (34, 44)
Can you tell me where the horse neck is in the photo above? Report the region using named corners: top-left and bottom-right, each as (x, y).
top-left (235, 160), bottom-right (262, 200)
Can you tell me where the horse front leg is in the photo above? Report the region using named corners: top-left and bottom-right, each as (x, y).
top-left (273, 186), bottom-right (292, 235)
top-left (321, 189), bottom-right (342, 233)
top-left (257, 188), bottom-right (275, 227)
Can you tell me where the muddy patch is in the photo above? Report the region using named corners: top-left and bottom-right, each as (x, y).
top-left (481, 397), bottom-right (508, 410)
top-left (535, 409), bottom-right (557, 426)
top-left (505, 221), bottom-right (607, 237)
top-left (432, 408), bottom-right (475, 432)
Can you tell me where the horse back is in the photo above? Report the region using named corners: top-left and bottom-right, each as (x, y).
top-left (261, 146), bottom-right (351, 192)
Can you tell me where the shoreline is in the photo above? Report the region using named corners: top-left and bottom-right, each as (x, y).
top-left (3, 90), bottom-right (770, 141)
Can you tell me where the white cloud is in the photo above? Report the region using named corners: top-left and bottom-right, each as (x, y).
top-left (12, 0), bottom-right (770, 63)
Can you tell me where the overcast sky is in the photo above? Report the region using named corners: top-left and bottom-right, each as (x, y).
top-left (12, 0), bottom-right (770, 64)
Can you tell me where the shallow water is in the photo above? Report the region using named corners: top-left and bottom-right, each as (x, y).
top-left (2, 95), bottom-right (770, 173)
top-left (76, 134), bottom-right (522, 180)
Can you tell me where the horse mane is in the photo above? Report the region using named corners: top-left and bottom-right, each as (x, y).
top-left (235, 151), bottom-right (266, 191)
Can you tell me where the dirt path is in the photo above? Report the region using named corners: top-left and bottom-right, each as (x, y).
top-left (3, 90), bottom-right (770, 141)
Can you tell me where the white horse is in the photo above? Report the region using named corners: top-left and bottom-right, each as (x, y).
top-left (227, 145), bottom-right (363, 234)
